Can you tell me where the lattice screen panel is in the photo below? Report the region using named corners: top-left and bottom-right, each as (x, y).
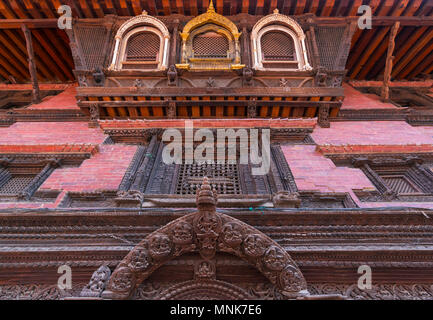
top-left (315, 26), bottom-right (346, 70)
top-left (261, 31), bottom-right (295, 61)
top-left (175, 163), bottom-right (241, 195)
top-left (381, 175), bottom-right (420, 194)
top-left (193, 32), bottom-right (229, 58)
top-left (75, 26), bottom-right (108, 70)
top-left (126, 32), bottom-right (160, 61)
top-left (0, 175), bottom-right (35, 195)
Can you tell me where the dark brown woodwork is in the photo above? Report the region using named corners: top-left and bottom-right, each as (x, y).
top-left (381, 22), bottom-right (400, 101)
top-left (21, 24), bottom-right (40, 104)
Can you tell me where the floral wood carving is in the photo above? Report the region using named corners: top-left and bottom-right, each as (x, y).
top-left (101, 177), bottom-right (307, 299)
top-left (80, 265), bottom-right (111, 297)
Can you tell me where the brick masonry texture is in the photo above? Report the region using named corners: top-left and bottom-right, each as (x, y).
top-left (40, 145), bottom-right (137, 193)
top-left (312, 121), bottom-right (433, 146)
top-left (281, 144), bottom-right (375, 194)
top-left (0, 122), bottom-right (107, 145)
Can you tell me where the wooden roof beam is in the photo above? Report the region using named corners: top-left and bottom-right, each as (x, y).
top-left (295, 0), bottom-right (306, 15)
top-left (160, 0), bottom-right (170, 15)
top-left (0, 40), bottom-right (29, 79)
top-left (398, 37), bottom-right (433, 79)
top-left (130, 0), bottom-right (143, 16)
top-left (320, 0), bottom-right (335, 16)
top-left (241, 0), bottom-right (249, 14)
top-left (90, 0), bottom-right (105, 18)
top-left (255, 0), bottom-right (264, 15)
top-left (356, 0), bottom-right (410, 79)
top-left (406, 47), bottom-right (433, 79)
top-left (392, 28), bottom-right (433, 78)
top-left (2, 29), bottom-right (52, 80)
top-left (230, 0), bottom-right (238, 16)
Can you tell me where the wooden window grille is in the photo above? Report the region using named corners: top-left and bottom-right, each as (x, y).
top-left (0, 174), bottom-right (36, 195)
top-left (126, 32), bottom-right (160, 62)
top-left (380, 175), bottom-right (421, 194)
top-left (261, 31), bottom-right (296, 62)
top-left (175, 163), bottom-right (241, 195)
top-left (192, 32), bottom-right (229, 58)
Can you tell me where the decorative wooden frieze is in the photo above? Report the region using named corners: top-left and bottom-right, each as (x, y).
top-left (318, 103), bottom-right (330, 128)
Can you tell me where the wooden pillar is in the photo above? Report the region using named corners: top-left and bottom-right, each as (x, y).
top-left (169, 20), bottom-right (179, 67)
top-left (21, 24), bottom-right (41, 104)
top-left (381, 22), bottom-right (400, 102)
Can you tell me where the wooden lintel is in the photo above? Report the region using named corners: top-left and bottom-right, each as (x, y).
top-left (21, 25), bottom-right (41, 104)
top-left (79, 100), bottom-right (342, 108)
top-left (76, 87), bottom-right (344, 97)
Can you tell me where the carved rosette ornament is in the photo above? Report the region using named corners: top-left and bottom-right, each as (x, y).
top-left (149, 233), bottom-right (172, 260)
top-left (128, 246), bottom-right (152, 272)
top-left (101, 177), bottom-right (307, 299)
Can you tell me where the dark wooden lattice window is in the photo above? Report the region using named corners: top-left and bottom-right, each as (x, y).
top-left (126, 32), bottom-right (160, 61)
top-left (380, 175), bottom-right (421, 194)
top-left (261, 31), bottom-right (296, 61)
top-left (0, 174), bottom-right (36, 195)
top-left (175, 163), bottom-right (241, 195)
top-left (193, 32), bottom-right (229, 58)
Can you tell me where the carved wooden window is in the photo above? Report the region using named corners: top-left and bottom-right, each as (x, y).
top-left (125, 32), bottom-right (160, 61)
top-left (0, 174), bottom-right (36, 195)
top-left (251, 13), bottom-right (311, 71)
top-left (115, 137), bottom-right (301, 209)
top-left (261, 31), bottom-right (295, 61)
top-left (192, 32), bottom-right (229, 58)
top-left (379, 174), bottom-right (421, 195)
top-left (175, 163), bottom-right (241, 195)
top-left (0, 161), bottom-right (58, 202)
top-left (121, 31), bottom-right (161, 70)
top-left (353, 158), bottom-right (433, 202)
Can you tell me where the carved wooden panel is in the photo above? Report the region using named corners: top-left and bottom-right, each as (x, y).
top-left (175, 163), bottom-right (241, 195)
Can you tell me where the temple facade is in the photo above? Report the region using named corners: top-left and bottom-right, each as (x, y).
top-left (0, 0), bottom-right (433, 300)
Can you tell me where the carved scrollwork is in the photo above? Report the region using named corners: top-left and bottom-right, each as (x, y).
top-left (221, 222), bottom-right (244, 247)
top-left (263, 246), bottom-right (288, 271)
top-left (105, 266), bottom-right (135, 298)
top-left (80, 265), bottom-right (111, 297)
top-left (279, 265), bottom-right (307, 295)
top-left (243, 234), bottom-right (267, 258)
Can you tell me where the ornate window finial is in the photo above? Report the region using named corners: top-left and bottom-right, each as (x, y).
top-left (208, 0), bottom-right (215, 13)
top-left (273, 8), bottom-right (279, 14)
top-left (142, 10), bottom-right (147, 15)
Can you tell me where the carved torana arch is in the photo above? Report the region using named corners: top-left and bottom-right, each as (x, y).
top-left (101, 177), bottom-right (308, 300)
